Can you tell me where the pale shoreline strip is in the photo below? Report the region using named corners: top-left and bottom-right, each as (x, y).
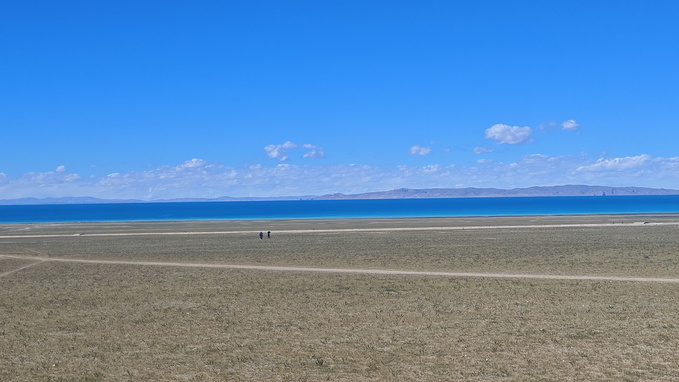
top-left (1, 221), bottom-right (679, 239)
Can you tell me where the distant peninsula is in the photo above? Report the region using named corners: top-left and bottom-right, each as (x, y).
top-left (2, 185), bottom-right (679, 205)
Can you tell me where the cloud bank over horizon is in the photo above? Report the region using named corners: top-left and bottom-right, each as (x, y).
top-left (2, 152), bottom-right (678, 200)
top-left (3, 118), bottom-right (677, 200)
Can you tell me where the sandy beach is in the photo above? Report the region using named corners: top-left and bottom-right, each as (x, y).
top-left (2, 214), bottom-right (679, 380)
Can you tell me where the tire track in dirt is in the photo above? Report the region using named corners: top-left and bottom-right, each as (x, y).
top-left (0, 258), bottom-right (46, 279)
top-left (2, 254), bottom-right (678, 283)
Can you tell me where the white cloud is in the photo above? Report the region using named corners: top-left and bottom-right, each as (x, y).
top-left (422, 164), bottom-right (440, 173)
top-left (410, 145), bottom-right (431, 156)
top-left (21, 169), bottom-right (80, 184)
top-left (265, 141), bottom-right (297, 161)
top-left (521, 154), bottom-right (550, 163)
top-left (561, 119), bottom-right (580, 131)
top-left (474, 146), bottom-right (493, 154)
top-left (477, 159), bottom-right (493, 164)
top-left (56, 165), bottom-right (66, 172)
top-left (577, 155), bottom-right (651, 172)
top-left (265, 141), bottom-right (325, 161)
top-left (178, 158), bottom-right (208, 169)
top-left (485, 124), bottom-right (533, 144)
top-left (0, 168), bottom-right (82, 199)
top-left (571, 155), bottom-right (679, 188)
top-left (302, 144), bottom-right (325, 159)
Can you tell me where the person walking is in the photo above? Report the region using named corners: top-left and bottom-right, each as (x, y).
top-left (267, 231), bottom-right (271, 238)
top-left (259, 231), bottom-right (263, 239)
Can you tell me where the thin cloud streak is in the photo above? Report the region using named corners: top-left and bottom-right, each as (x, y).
top-left (409, 145), bottom-right (431, 156)
top-left (265, 141), bottom-right (325, 161)
top-left (302, 144), bottom-right (325, 159)
top-left (577, 154), bottom-right (651, 171)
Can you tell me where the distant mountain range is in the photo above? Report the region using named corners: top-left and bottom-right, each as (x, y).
top-left (0, 195), bottom-right (308, 205)
top-left (1, 185), bottom-right (678, 205)
top-left (312, 185), bottom-right (679, 200)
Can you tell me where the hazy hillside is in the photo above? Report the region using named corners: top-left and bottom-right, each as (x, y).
top-left (314, 185), bottom-right (679, 200)
top-left (3, 185), bottom-right (679, 205)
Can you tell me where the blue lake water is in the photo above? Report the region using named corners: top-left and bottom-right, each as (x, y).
top-left (1, 195), bottom-right (679, 223)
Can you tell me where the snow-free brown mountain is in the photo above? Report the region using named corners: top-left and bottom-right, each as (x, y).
top-left (314, 185), bottom-right (679, 200)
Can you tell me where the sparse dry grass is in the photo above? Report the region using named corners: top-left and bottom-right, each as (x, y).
top-left (2, 216), bottom-right (679, 381)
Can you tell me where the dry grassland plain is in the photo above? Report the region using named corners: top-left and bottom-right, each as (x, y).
top-left (1, 214), bottom-right (679, 381)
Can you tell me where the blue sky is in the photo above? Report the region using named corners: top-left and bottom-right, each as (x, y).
top-left (2, 0), bottom-right (679, 199)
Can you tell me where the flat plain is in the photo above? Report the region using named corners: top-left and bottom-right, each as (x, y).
top-left (2, 214), bottom-right (679, 381)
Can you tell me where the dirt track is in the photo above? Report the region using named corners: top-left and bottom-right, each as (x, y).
top-left (3, 219), bottom-right (679, 283)
top-left (3, 254), bottom-right (678, 283)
